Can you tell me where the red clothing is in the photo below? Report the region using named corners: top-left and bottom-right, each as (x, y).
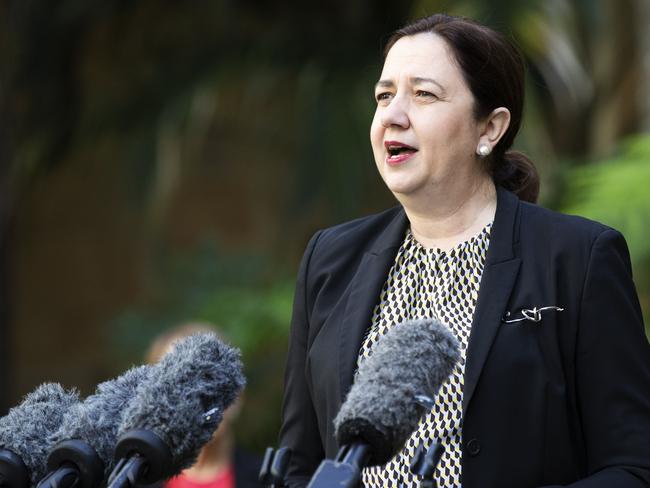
top-left (165, 466), bottom-right (235, 488)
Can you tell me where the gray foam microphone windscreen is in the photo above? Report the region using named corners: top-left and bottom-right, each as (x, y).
top-left (0, 383), bottom-right (80, 484)
top-left (118, 332), bottom-right (246, 473)
top-left (48, 365), bottom-right (152, 478)
top-left (333, 318), bottom-right (460, 466)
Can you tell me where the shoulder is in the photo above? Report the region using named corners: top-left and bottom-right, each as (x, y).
top-left (315, 206), bottom-right (403, 245)
top-left (294, 206), bottom-right (405, 299)
top-left (513, 200), bottom-right (635, 284)
top-left (517, 200), bottom-right (622, 251)
top-left (307, 206), bottom-right (404, 262)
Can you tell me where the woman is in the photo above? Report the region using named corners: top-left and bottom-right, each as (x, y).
top-left (279, 14), bottom-right (650, 488)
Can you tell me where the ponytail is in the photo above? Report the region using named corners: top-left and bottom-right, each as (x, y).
top-left (492, 151), bottom-right (540, 203)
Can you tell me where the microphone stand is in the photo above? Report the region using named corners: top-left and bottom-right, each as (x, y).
top-left (306, 443), bottom-right (370, 488)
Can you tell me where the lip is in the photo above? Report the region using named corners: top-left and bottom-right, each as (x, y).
top-left (384, 140), bottom-right (418, 166)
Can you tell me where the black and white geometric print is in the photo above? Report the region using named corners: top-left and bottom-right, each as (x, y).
top-left (357, 223), bottom-right (492, 488)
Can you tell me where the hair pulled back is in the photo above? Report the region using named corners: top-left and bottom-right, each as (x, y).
top-left (385, 14), bottom-right (539, 203)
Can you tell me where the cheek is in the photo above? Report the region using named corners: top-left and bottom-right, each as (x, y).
top-left (370, 111), bottom-right (383, 145)
top-left (421, 113), bottom-right (474, 153)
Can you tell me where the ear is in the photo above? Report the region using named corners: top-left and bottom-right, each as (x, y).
top-left (476, 107), bottom-right (511, 153)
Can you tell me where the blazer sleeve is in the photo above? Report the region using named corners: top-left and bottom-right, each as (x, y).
top-left (278, 231), bottom-right (324, 488)
top-left (543, 229), bottom-right (650, 487)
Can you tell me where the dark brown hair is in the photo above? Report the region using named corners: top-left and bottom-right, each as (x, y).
top-left (385, 14), bottom-right (539, 203)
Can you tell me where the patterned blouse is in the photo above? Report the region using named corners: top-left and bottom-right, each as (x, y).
top-left (358, 222), bottom-right (492, 487)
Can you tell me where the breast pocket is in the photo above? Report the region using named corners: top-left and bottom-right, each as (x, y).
top-left (493, 300), bottom-right (567, 387)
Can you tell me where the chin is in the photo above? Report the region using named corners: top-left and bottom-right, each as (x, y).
top-left (382, 178), bottom-right (424, 198)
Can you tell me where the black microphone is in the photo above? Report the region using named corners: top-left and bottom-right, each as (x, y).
top-left (37, 365), bottom-right (152, 488)
top-left (107, 332), bottom-right (246, 488)
top-left (0, 383), bottom-right (80, 488)
top-left (307, 318), bottom-right (460, 488)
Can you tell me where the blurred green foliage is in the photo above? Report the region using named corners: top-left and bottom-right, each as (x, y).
top-left (110, 241), bottom-right (295, 450)
top-left (561, 136), bottom-right (650, 267)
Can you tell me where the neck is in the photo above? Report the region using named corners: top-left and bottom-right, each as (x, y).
top-left (398, 174), bottom-right (497, 250)
top-left (182, 430), bottom-right (234, 482)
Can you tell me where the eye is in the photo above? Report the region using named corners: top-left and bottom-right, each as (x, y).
top-left (415, 90), bottom-right (437, 99)
top-left (375, 92), bottom-right (393, 103)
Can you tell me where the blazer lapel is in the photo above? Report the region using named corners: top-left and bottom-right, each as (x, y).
top-left (338, 208), bottom-right (408, 404)
top-left (463, 187), bottom-right (521, 414)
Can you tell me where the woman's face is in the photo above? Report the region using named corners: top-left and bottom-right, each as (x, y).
top-left (370, 33), bottom-right (484, 198)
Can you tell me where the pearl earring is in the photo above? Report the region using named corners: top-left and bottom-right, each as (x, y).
top-left (477, 144), bottom-right (491, 157)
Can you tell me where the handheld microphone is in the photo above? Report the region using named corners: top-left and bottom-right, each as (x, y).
top-left (107, 332), bottom-right (246, 488)
top-left (37, 365), bottom-right (152, 488)
top-left (0, 383), bottom-right (80, 488)
top-left (307, 318), bottom-right (460, 488)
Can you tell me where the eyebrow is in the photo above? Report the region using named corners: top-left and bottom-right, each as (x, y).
top-left (374, 77), bottom-right (445, 93)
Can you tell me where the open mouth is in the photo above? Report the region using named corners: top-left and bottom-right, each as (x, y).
top-left (385, 140), bottom-right (417, 164)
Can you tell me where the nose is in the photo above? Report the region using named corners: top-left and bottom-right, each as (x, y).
top-left (380, 95), bottom-right (410, 129)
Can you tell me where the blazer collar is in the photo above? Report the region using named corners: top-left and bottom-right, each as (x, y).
top-left (367, 205), bottom-right (409, 256)
top-left (463, 186), bottom-right (521, 414)
top-left (338, 207), bottom-right (408, 403)
top-left (485, 186), bottom-right (520, 264)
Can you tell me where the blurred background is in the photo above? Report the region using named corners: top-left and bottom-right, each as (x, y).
top-left (1, 0), bottom-right (649, 454)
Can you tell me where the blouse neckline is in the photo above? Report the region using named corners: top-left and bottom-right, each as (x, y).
top-left (405, 221), bottom-right (493, 256)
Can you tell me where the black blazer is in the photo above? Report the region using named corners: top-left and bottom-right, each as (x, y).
top-left (279, 187), bottom-right (650, 488)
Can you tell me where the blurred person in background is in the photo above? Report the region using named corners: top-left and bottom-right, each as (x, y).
top-left (279, 13), bottom-right (650, 488)
top-left (147, 323), bottom-right (262, 488)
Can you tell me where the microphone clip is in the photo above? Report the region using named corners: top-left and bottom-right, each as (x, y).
top-left (107, 430), bottom-right (172, 488)
top-left (37, 440), bottom-right (104, 488)
top-left (409, 441), bottom-right (444, 488)
top-left (306, 444), bottom-right (369, 488)
top-left (258, 447), bottom-right (292, 488)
